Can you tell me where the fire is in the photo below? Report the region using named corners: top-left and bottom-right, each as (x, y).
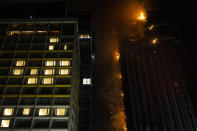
top-left (137, 12), bottom-right (146, 21)
top-left (152, 38), bottom-right (158, 45)
top-left (114, 51), bottom-right (120, 61)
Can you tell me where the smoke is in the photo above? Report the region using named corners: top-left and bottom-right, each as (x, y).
top-left (94, 0), bottom-right (145, 130)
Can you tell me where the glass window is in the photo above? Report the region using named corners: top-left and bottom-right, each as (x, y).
top-left (27, 78), bottom-right (37, 84)
top-left (59, 69), bottom-right (69, 75)
top-left (49, 45), bottom-right (54, 50)
top-left (50, 38), bottom-right (59, 43)
top-left (13, 69), bottom-right (23, 75)
top-left (83, 78), bottom-right (91, 85)
top-left (16, 60), bottom-right (26, 66)
top-left (55, 108), bottom-right (67, 116)
top-left (23, 108), bottom-right (30, 115)
top-left (3, 108), bottom-right (14, 116)
top-left (43, 78), bottom-right (53, 84)
top-left (39, 108), bottom-right (49, 116)
top-left (59, 61), bottom-right (70, 66)
top-left (0, 120), bottom-right (10, 127)
top-left (30, 69), bottom-right (38, 75)
top-left (64, 45), bottom-right (67, 50)
top-left (44, 69), bottom-right (55, 75)
top-left (45, 61), bottom-right (56, 66)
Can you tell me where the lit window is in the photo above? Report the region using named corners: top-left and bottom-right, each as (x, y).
top-left (79, 34), bottom-right (91, 39)
top-left (60, 61), bottom-right (70, 66)
top-left (50, 38), bottom-right (59, 43)
top-left (39, 108), bottom-right (49, 116)
top-left (83, 78), bottom-right (91, 85)
top-left (30, 69), bottom-right (38, 75)
top-left (0, 120), bottom-right (10, 128)
top-left (8, 31), bottom-right (21, 36)
top-left (16, 60), bottom-right (25, 66)
top-left (3, 108), bottom-right (14, 116)
top-left (45, 61), bottom-right (56, 66)
top-left (13, 69), bottom-right (23, 75)
top-left (27, 78), bottom-right (37, 84)
top-left (64, 45), bottom-right (67, 50)
top-left (23, 108), bottom-right (30, 115)
top-left (59, 69), bottom-right (69, 75)
top-left (43, 78), bottom-right (53, 84)
top-left (49, 45), bottom-right (54, 50)
top-left (55, 108), bottom-right (67, 116)
top-left (44, 69), bottom-right (55, 75)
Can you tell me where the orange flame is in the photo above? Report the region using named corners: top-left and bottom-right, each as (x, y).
top-left (137, 12), bottom-right (146, 21)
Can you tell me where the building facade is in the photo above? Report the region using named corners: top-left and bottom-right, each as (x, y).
top-left (0, 19), bottom-right (83, 131)
top-left (120, 11), bottom-right (197, 130)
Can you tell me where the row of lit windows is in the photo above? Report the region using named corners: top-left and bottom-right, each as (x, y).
top-left (16, 60), bottom-right (71, 67)
top-left (13, 69), bottom-right (70, 75)
top-left (48, 44), bottom-right (67, 50)
top-left (1, 108), bottom-right (67, 116)
top-left (0, 108), bottom-right (68, 128)
top-left (28, 77), bottom-right (53, 84)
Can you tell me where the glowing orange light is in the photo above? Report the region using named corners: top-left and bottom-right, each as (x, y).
top-left (152, 38), bottom-right (158, 45)
top-left (114, 51), bottom-right (120, 61)
top-left (149, 25), bottom-right (154, 30)
top-left (137, 12), bottom-right (146, 21)
top-left (118, 73), bottom-right (122, 79)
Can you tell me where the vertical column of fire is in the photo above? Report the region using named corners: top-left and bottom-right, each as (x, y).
top-left (94, 1), bottom-right (147, 130)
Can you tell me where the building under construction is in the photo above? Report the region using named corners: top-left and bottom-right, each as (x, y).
top-left (120, 10), bottom-right (197, 130)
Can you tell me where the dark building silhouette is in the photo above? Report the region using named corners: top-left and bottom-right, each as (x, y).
top-left (120, 10), bottom-right (197, 130)
top-left (0, 1), bottom-right (93, 131)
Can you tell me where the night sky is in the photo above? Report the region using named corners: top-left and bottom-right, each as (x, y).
top-left (0, 0), bottom-right (197, 130)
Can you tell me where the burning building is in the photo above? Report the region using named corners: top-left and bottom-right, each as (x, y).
top-left (120, 10), bottom-right (197, 130)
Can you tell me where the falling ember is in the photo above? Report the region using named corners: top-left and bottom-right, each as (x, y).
top-left (137, 12), bottom-right (146, 21)
top-left (152, 38), bottom-right (158, 45)
top-left (149, 25), bottom-right (154, 30)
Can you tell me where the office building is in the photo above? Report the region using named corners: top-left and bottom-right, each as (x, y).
top-left (0, 15), bottom-right (93, 131)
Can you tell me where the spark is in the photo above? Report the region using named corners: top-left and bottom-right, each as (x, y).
top-left (149, 25), bottom-right (154, 30)
top-left (152, 38), bottom-right (158, 45)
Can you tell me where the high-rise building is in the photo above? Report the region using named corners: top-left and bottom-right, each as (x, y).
top-left (120, 10), bottom-right (197, 130)
top-left (0, 19), bottom-right (80, 131)
top-left (0, 3), bottom-right (94, 131)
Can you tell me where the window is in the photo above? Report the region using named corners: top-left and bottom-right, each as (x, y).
top-left (0, 120), bottom-right (10, 127)
top-left (39, 108), bottom-right (49, 116)
top-left (64, 45), bottom-right (67, 50)
top-left (3, 108), bottom-right (14, 116)
top-left (59, 69), bottom-right (69, 75)
top-left (30, 69), bottom-right (38, 75)
top-left (60, 61), bottom-right (70, 66)
top-left (50, 38), bottom-right (59, 43)
top-left (83, 78), bottom-right (91, 85)
top-left (43, 78), bottom-right (53, 84)
top-left (13, 69), bottom-right (23, 75)
top-left (55, 108), bottom-right (67, 116)
top-left (27, 78), bottom-right (37, 84)
top-left (16, 60), bottom-right (26, 66)
top-left (49, 45), bottom-right (54, 50)
top-left (45, 61), bottom-right (56, 66)
top-left (79, 34), bottom-right (91, 39)
top-left (44, 69), bottom-right (55, 75)
top-left (23, 108), bottom-right (30, 115)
